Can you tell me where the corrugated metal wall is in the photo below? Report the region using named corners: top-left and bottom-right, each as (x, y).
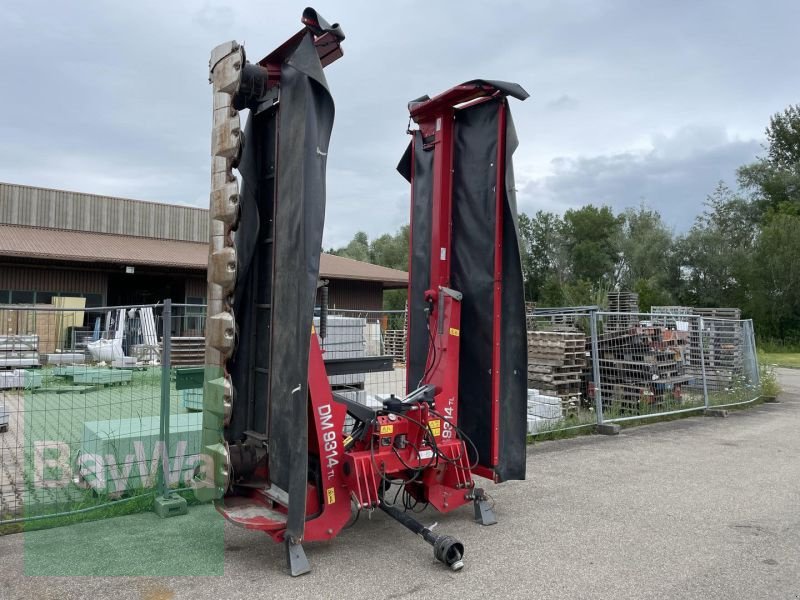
top-left (0, 182), bottom-right (208, 242)
top-left (185, 277), bottom-right (207, 302)
top-left (0, 267), bottom-right (385, 310)
top-left (0, 265), bottom-right (107, 298)
top-left (184, 278), bottom-right (382, 309)
top-left (319, 279), bottom-right (385, 311)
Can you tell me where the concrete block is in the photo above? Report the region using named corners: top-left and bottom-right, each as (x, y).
top-left (73, 369), bottom-right (132, 385)
top-left (704, 408), bottom-right (729, 418)
top-left (80, 413), bottom-right (202, 494)
top-left (527, 401), bottom-right (563, 420)
top-left (596, 423), bottom-right (621, 435)
top-left (111, 357), bottom-right (138, 368)
top-left (44, 353), bottom-right (85, 365)
top-left (526, 415), bottom-right (564, 434)
top-left (0, 369), bottom-right (41, 389)
top-left (181, 389), bottom-right (204, 411)
top-left (154, 494), bottom-right (188, 518)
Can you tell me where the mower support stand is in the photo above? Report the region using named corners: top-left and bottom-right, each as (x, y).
top-left (473, 489), bottom-right (497, 526)
top-left (286, 539), bottom-right (311, 577)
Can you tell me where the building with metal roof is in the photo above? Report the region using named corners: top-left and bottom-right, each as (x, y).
top-left (0, 182), bottom-right (407, 311)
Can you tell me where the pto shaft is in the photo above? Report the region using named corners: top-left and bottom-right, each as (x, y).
top-left (379, 502), bottom-right (465, 571)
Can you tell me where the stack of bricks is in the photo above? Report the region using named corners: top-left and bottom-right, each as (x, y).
top-left (527, 331), bottom-right (587, 417)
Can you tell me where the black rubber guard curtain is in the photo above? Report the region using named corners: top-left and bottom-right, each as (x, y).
top-left (399, 97), bottom-right (527, 482)
top-left (228, 32), bottom-right (335, 539)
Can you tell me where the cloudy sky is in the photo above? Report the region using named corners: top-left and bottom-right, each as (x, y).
top-left (1, 0), bottom-right (798, 246)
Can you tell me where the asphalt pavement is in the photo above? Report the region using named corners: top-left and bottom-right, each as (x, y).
top-left (1, 369), bottom-right (798, 600)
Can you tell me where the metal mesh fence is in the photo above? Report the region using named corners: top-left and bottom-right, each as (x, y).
top-left (323, 310), bottom-right (407, 427)
top-left (525, 308), bottom-right (597, 434)
top-left (0, 303), bottom-right (193, 525)
top-left (523, 307), bottom-right (762, 433)
top-left (594, 311), bottom-right (706, 420)
top-left (0, 299), bottom-right (763, 525)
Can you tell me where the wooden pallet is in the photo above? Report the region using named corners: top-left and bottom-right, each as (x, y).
top-left (170, 336), bottom-right (205, 367)
top-left (383, 329), bottom-right (406, 363)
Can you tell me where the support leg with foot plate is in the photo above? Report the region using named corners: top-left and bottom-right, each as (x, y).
top-left (285, 539), bottom-right (311, 576)
top-left (472, 488), bottom-right (497, 526)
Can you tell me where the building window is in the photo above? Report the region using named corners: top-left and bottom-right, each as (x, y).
top-left (184, 296), bottom-right (205, 336)
top-left (0, 290), bottom-right (9, 304)
top-left (10, 291), bottom-right (34, 304)
top-left (36, 291), bottom-right (58, 304)
top-left (84, 293), bottom-right (103, 308)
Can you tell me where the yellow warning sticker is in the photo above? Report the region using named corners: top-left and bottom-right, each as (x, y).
top-left (326, 487), bottom-right (336, 505)
top-left (428, 419), bottom-right (441, 437)
top-left (449, 327), bottom-right (460, 337)
top-left (380, 424), bottom-right (394, 435)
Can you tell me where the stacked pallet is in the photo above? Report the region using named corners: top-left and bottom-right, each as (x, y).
top-left (170, 337), bottom-right (204, 367)
top-left (0, 335), bottom-right (40, 368)
top-left (606, 292), bottom-right (639, 331)
top-left (693, 307), bottom-right (741, 320)
top-left (529, 313), bottom-right (582, 333)
top-left (595, 326), bottom-right (689, 413)
top-left (527, 331), bottom-right (586, 416)
top-left (383, 330), bottom-right (406, 363)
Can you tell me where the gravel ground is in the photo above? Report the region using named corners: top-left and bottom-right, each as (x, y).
top-left (1, 369), bottom-right (798, 600)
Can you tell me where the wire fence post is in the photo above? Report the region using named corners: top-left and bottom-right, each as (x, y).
top-left (590, 309), bottom-right (603, 425)
top-left (748, 319), bottom-right (760, 389)
top-left (158, 299), bottom-right (172, 497)
top-left (698, 316), bottom-right (710, 409)
top-left (154, 298), bottom-right (187, 517)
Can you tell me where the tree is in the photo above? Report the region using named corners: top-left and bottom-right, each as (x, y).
top-left (747, 214), bottom-right (800, 340)
top-left (675, 184), bottom-right (755, 308)
top-left (738, 104), bottom-right (800, 219)
top-left (518, 211), bottom-right (567, 302)
top-left (616, 205), bottom-right (677, 309)
top-left (369, 225), bottom-right (409, 271)
top-left (562, 205), bottom-right (622, 284)
top-left (335, 230), bottom-right (370, 262)
top-left (331, 227), bottom-right (410, 311)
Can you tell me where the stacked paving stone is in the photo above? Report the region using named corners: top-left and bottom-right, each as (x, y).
top-left (0, 335), bottom-right (39, 368)
top-left (527, 331), bottom-right (587, 416)
top-left (526, 388), bottom-right (564, 433)
top-left (315, 315), bottom-right (368, 405)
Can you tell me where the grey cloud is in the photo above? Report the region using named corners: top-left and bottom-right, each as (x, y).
top-left (544, 95), bottom-right (579, 111)
top-left (519, 126), bottom-right (762, 230)
top-left (1, 0), bottom-right (798, 248)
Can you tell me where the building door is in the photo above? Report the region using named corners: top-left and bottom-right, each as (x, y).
top-left (107, 272), bottom-right (186, 307)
